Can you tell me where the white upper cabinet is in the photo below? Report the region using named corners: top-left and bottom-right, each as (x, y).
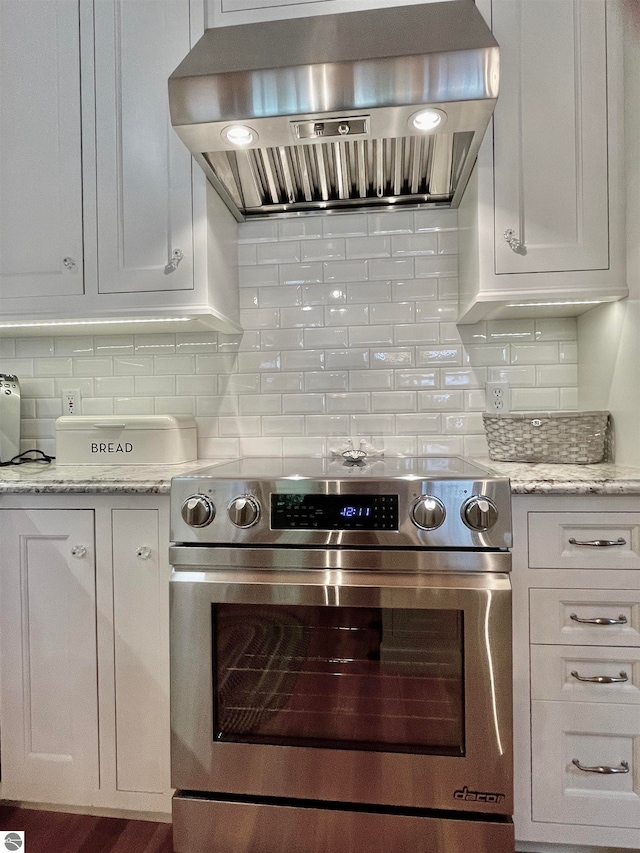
top-left (0, 0), bottom-right (240, 335)
top-left (0, 0), bottom-right (84, 301)
top-left (458, 0), bottom-right (627, 324)
top-left (94, 0), bottom-right (194, 295)
top-left (206, 0), bottom-right (448, 27)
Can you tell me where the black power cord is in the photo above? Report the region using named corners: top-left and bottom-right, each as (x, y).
top-left (0, 449), bottom-right (55, 467)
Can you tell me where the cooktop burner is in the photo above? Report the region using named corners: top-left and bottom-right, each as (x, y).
top-left (190, 455), bottom-right (494, 480)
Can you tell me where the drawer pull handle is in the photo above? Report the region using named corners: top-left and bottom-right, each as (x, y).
top-left (570, 613), bottom-right (628, 626)
top-left (570, 670), bottom-right (629, 684)
top-left (572, 759), bottom-right (630, 775)
top-left (568, 537), bottom-right (626, 547)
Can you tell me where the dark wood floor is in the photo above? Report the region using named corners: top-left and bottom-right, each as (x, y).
top-left (0, 806), bottom-right (174, 853)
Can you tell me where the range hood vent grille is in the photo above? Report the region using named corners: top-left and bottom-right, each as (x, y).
top-left (204, 132), bottom-right (474, 216)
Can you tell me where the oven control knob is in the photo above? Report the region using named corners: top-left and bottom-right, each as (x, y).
top-left (411, 496), bottom-right (446, 530)
top-left (228, 495), bottom-right (261, 528)
top-left (462, 495), bottom-right (498, 531)
top-left (181, 494), bottom-right (216, 528)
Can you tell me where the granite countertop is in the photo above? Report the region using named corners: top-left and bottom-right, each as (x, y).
top-left (478, 459), bottom-right (640, 495)
top-left (2, 457), bottom-right (640, 496)
top-left (0, 459), bottom-right (220, 494)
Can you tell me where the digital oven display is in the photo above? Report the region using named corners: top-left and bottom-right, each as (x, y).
top-left (271, 493), bottom-right (398, 530)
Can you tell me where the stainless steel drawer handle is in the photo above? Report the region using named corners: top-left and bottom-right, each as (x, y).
top-left (568, 537), bottom-right (626, 547)
top-left (572, 759), bottom-right (630, 775)
top-left (570, 613), bottom-right (628, 626)
top-left (570, 670), bottom-right (629, 684)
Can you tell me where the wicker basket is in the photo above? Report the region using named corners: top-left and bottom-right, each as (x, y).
top-left (482, 411), bottom-right (609, 464)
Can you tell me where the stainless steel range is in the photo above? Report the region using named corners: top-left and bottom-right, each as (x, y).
top-left (169, 456), bottom-right (514, 853)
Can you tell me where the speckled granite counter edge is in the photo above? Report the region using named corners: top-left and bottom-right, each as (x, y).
top-left (3, 458), bottom-right (640, 497)
top-left (0, 460), bottom-right (223, 495)
top-left (475, 458), bottom-right (640, 496)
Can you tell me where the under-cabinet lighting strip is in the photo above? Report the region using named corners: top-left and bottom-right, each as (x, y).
top-left (0, 317), bottom-right (193, 329)
top-left (505, 300), bottom-right (605, 308)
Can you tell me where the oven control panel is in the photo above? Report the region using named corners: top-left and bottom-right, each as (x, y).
top-left (271, 493), bottom-right (398, 530)
top-left (172, 477), bottom-right (512, 551)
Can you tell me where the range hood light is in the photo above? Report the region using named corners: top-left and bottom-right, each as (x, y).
top-left (223, 125), bottom-right (257, 146)
top-left (410, 108), bottom-right (447, 132)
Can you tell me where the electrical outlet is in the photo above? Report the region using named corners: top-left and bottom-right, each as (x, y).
top-left (61, 389), bottom-right (82, 416)
top-left (485, 382), bottom-right (510, 413)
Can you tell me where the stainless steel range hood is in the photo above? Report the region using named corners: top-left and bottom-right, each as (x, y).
top-left (169, 0), bottom-right (499, 221)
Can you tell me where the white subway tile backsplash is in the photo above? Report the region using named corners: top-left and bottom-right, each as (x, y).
top-left (257, 241), bottom-right (301, 265)
top-left (257, 285), bottom-right (301, 308)
top-left (280, 263), bottom-right (324, 286)
top-left (535, 318), bottom-right (577, 341)
top-left (114, 356), bottom-right (154, 376)
top-left (368, 258), bottom-right (414, 280)
top-left (115, 396), bottom-right (155, 415)
top-left (280, 306), bottom-right (324, 329)
top-left (535, 364), bottom-right (578, 387)
top-left (282, 394), bottom-right (326, 415)
top-left (345, 236), bottom-right (391, 259)
top-left (391, 280), bottom-right (438, 301)
top-left (305, 371), bottom-right (348, 392)
top-left (134, 334), bottom-right (175, 354)
top-left (34, 357), bottom-right (73, 377)
top-left (511, 343), bottom-right (559, 364)
top-left (95, 335), bottom-right (134, 355)
top-left (325, 349), bottom-right (369, 369)
top-left (415, 255), bottom-right (457, 277)
top-left (324, 260), bottom-right (369, 282)
top-left (95, 376), bottom-right (134, 396)
top-left (326, 393), bottom-right (370, 413)
top-left (396, 414), bottom-right (441, 434)
top-left (347, 282), bottom-right (391, 303)
top-left (371, 391), bottom-right (416, 413)
top-left (325, 305), bottom-right (369, 326)
top-left (301, 239), bottom-right (346, 262)
top-left (368, 211), bottom-right (414, 235)
top-left (510, 387), bottom-right (561, 410)
top-left (16, 338), bottom-right (55, 358)
top-left (11, 210), bottom-right (578, 457)
top-left (239, 395), bottom-right (282, 415)
top-left (393, 324), bottom-right (439, 346)
top-left (417, 391), bottom-right (464, 411)
top-left (391, 234), bottom-right (438, 256)
top-left (370, 302), bottom-right (414, 325)
top-left (54, 336), bottom-right (94, 357)
top-left (349, 370), bottom-right (393, 391)
top-left (303, 284), bottom-right (347, 305)
top-left (322, 215), bottom-right (367, 238)
top-left (395, 370), bottom-right (438, 389)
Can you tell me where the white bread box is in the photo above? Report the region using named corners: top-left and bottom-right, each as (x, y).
top-left (55, 415), bottom-right (197, 465)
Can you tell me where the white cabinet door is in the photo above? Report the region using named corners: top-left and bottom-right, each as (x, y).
top-left (0, 0), bottom-right (84, 300)
top-left (0, 509), bottom-right (99, 802)
top-left (94, 0), bottom-right (194, 294)
top-left (492, 0), bottom-right (609, 275)
top-left (112, 508), bottom-right (170, 795)
top-left (207, 0), bottom-right (444, 26)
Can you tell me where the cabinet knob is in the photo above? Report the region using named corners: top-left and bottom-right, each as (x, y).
top-left (165, 248), bottom-right (184, 272)
top-left (136, 546), bottom-right (152, 560)
top-left (63, 256), bottom-right (77, 270)
top-left (503, 229), bottom-right (524, 253)
top-left (71, 545), bottom-right (87, 558)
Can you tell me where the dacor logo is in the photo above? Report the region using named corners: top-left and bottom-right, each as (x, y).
top-left (4, 832), bottom-right (24, 851)
top-left (454, 786), bottom-right (505, 804)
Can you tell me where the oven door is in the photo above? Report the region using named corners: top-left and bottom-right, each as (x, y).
top-left (169, 548), bottom-right (512, 816)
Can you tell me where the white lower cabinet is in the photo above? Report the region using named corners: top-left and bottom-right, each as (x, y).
top-left (513, 494), bottom-right (640, 851)
top-left (0, 495), bottom-right (172, 816)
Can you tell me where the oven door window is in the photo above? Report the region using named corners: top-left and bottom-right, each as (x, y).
top-left (212, 604), bottom-right (464, 756)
